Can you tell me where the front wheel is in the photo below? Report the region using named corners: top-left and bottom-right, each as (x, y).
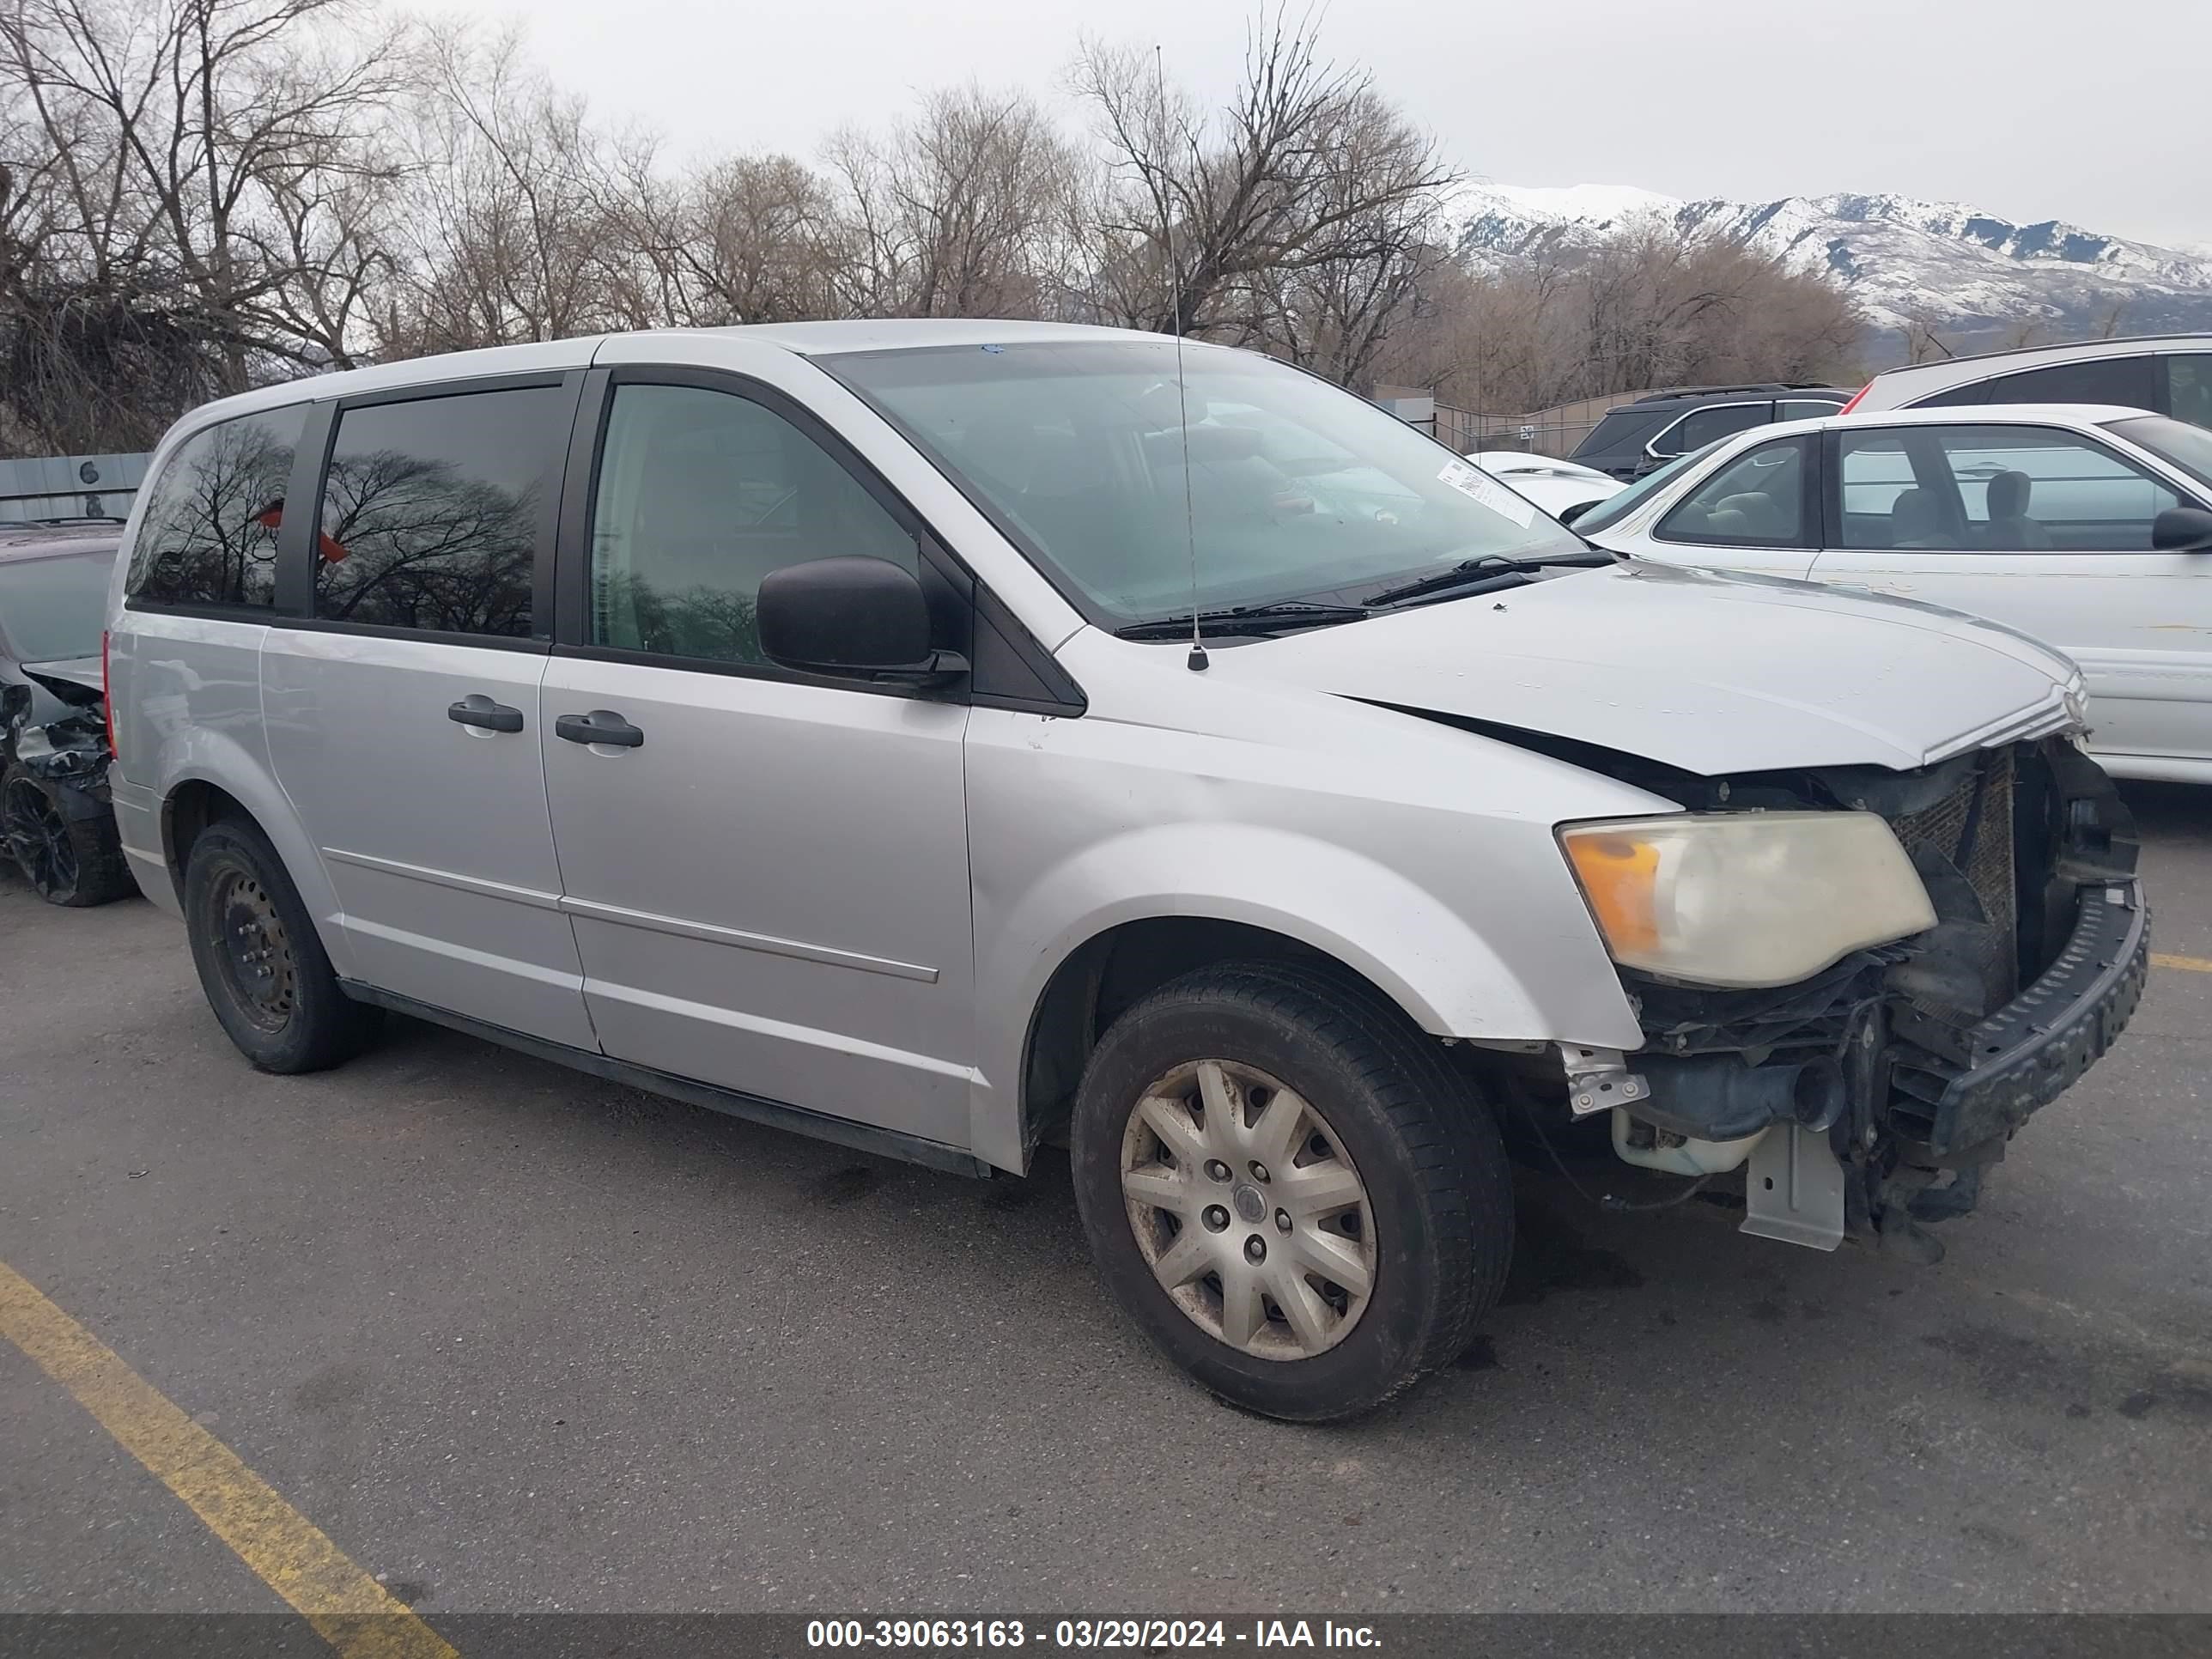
top-left (1070, 963), bottom-right (1513, 1421)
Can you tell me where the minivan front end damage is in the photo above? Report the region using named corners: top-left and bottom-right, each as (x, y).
top-left (1553, 735), bottom-right (2146, 1256)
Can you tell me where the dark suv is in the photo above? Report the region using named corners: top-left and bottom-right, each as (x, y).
top-left (1569, 385), bottom-right (1853, 480)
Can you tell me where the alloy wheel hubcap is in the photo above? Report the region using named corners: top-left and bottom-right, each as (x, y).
top-left (1120, 1059), bottom-right (1376, 1361)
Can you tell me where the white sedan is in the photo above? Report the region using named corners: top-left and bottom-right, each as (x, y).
top-left (1465, 451), bottom-right (1624, 520)
top-left (1575, 404), bottom-right (2212, 783)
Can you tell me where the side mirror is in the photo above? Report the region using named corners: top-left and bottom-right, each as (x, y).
top-left (1555, 499), bottom-right (1595, 527)
top-left (2151, 505), bottom-right (2212, 552)
top-left (757, 557), bottom-right (966, 685)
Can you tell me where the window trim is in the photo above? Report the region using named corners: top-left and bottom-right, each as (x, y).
top-left (1651, 433), bottom-right (1820, 550)
top-left (283, 369), bottom-right (583, 647)
top-left (552, 362), bottom-right (1083, 713)
top-left (120, 401), bottom-right (313, 618)
top-left (1824, 421), bottom-right (2185, 556)
top-left (1644, 399), bottom-right (1776, 461)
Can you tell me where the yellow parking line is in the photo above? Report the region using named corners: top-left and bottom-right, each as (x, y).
top-left (2153, 952), bottom-right (2212, 974)
top-left (0, 1259), bottom-right (457, 1659)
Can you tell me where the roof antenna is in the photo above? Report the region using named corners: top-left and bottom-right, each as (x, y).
top-left (1157, 43), bottom-right (1207, 672)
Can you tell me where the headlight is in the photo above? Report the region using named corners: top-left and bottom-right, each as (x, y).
top-left (1559, 811), bottom-right (1936, 989)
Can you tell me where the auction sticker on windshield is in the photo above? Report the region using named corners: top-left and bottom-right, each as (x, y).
top-left (1437, 459), bottom-right (1537, 527)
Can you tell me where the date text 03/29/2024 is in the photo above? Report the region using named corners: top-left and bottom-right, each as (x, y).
top-left (805, 1620), bottom-right (1382, 1650)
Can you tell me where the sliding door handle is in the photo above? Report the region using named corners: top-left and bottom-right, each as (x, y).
top-left (555, 710), bottom-right (644, 748)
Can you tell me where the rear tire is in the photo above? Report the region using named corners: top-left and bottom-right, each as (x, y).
top-left (182, 817), bottom-right (380, 1073)
top-left (3, 764), bottom-right (135, 907)
top-left (1070, 962), bottom-right (1513, 1422)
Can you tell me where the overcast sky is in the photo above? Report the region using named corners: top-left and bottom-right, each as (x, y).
top-left (437, 0), bottom-right (2212, 250)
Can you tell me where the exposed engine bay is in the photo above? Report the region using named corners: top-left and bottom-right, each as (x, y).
top-left (1493, 728), bottom-right (2147, 1261)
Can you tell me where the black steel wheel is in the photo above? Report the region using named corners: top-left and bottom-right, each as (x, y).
top-left (183, 817), bottom-right (380, 1072)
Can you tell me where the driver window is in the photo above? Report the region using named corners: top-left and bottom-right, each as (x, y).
top-left (1654, 435), bottom-right (1811, 547)
top-left (590, 384), bottom-right (916, 665)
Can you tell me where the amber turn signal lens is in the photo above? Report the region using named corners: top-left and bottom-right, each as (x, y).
top-left (1561, 830), bottom-right (1661, 955)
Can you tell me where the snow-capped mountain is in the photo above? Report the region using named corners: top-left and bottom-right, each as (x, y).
top-left (1452, 184), bottom-right (2212, 356)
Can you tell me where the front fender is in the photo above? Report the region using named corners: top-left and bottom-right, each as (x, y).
top-left (970, 821), bottom-right (1643, 1170)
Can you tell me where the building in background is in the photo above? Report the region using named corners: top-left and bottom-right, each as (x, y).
top-left (0, 453), bottom-right (148, 526)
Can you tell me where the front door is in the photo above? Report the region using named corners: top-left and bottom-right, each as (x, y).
top-left (1814, 422), bottom-right (2212, 767)
top-left (538, 373), bottom-right (975, 1149)
top-left (260, 378), bottom-right (597, 1048)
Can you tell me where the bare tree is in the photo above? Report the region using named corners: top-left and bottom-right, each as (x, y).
top-left (1, 0), bottom-right (1889, 458)
top-left (823, 85), bottom-right (1079, 319)
top-left (1374, 228), bottom-right (1865, 417)
top-left (0, 0), bottom-right (416, 396)
top-left (1068, 10), bottom-right (1457, 364)
top-left (378, 25), bottom-right (655, 354)
top-left (636, 152), bottom-right (841, 326)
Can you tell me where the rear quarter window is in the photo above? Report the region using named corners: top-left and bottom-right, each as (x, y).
top-left (1571, 409), bottom-right (1667, 459)
top-left (124, 405), bottom-right (306, 609)
top-left (1977, 355), bottom-right (2156, 410)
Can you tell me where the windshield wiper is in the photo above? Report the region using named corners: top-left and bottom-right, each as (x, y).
top-left (1114, 601), bottom-right (1372, 641)
top-left (1363, 550), bottom-right (1610, 609)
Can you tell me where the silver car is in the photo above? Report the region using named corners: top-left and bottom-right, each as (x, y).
top-left (105, 322), bottom-right (2148, 1420)
top-left (1842, 332), bottom-right (2212, 429)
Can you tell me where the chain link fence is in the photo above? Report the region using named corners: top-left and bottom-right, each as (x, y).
top-left (1430, 392), bottom-right (1665, 461)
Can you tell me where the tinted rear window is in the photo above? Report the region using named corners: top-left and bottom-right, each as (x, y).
top-left (2166, 355), bottom-right (2212, 429)
top-left (1978, 355), bottom-right (2155, 410)
top-left (314, 387), bottom-right (567, 637)
top-left (125, 405), bottom-right (305, 609)
top-left (1665, 402), bottom-right (1774, 453)
top-left (1916, 380), bottom-right (1990, 408)
top-left (1570, 410), bottom-right (1666, 459)
top-left (0, 549), bottom-right (118, 661)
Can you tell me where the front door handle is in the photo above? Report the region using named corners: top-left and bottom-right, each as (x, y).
top-left (555, 709), bottom-right (645, 749)
top-left (447, 694), bottom-right (524, 733)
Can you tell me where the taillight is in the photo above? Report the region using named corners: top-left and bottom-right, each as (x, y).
top-left (102, 629), bottom-right (119, 762)
top-left (1838, 382), bottom-right (1869, 416)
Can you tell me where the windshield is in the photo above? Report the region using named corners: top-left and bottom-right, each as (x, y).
top-left (0, 547), bottom-right (117, 662)
top-left (1566, 441), bottom-right (1723, 536)
top-left (2108, 415), bottom-right (2212, 491)
top-left (825, 340), bottom-right (1588, 623)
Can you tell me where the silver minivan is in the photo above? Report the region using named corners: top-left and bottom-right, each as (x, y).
top-left (106, 322), bottom-right (2148, 1420)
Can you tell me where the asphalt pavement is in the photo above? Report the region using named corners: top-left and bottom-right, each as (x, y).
top-left (3, 783), bottom-right (2208, 1620)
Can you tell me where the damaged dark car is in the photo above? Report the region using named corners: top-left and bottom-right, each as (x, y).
top-left (2, 522), bottom-right (134, 907)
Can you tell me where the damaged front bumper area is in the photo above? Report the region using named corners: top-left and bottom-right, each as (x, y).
top-left (1582, 736), bottom-right (2146, 1257)
top-left (1891, 879), bottom-right (2147, 1159)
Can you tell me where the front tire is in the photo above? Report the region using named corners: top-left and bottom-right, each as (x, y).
top-left (1070, 963), bottom-right (1513, 1422)
top-left (182, 817), bottom-right (380, 1073)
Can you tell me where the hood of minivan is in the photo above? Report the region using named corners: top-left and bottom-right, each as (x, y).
top-left (1206, 562), bottom-right (2082, 775)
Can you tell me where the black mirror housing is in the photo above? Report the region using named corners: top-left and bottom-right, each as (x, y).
top-left (757, 557), bottom-right (965, 684)
top-left (2150, 505), bottom-right (2212, 552)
